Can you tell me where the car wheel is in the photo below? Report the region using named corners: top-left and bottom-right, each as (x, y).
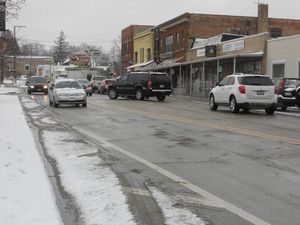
top-left (265, 106), bottom-right (275, 115)
top-left (209, 94), bottom-right (218, 111)
top-left (157, 94), bottom-right (166, 101)
top-left (135, 89), bottom-right (144, 100)
top-left (280, 103), bottom-right (287, 111)
top-left (82, 102), bottom-right (87, 107)
top-left (229, 96), bottom-right (239, 113)
top-left (108, 89), bottom-right (118, 99)
top-left (243, 107), bottom-right (250, 113)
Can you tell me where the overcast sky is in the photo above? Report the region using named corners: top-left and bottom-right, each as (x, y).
top-left (7, 0), bottom-right (300, 52)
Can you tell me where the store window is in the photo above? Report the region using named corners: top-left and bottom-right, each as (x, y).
top-left (140, 48), bottom-right (144, 63)
top-left (165, 35), bottom-right (173, 53)
top-left (272, 64), bottom-right (285, 78)
top-left (134, 52), bottom-right (138, 64)
top-left (24, 64), bottom-right (30, 71)
top-left (146, 48), bottom-right (151, 61)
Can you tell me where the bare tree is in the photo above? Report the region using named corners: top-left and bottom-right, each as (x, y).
top-left (5, 0), bottom-right (26, 19)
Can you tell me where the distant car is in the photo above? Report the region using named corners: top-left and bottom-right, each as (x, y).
top-left (107, 72), bottom-right (172, 101)
top-left (27, 76), bottom-right (48, 94)
top-left (77, 79), bottom-right (93, 96)
top-left (209, 74), bottom-right (277, 114)
top-left (48, 79), bottom-right (87, 107)
top-left (90, 75), bottom-right (106, 92)
top-left (98, 78), bottom-right (114, 94)
top-left (275, 78), bottom-right (300, 110)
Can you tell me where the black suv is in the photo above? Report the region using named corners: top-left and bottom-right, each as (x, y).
top-left (27, 76), bottom-right (48, 95)
top-left (275, 78), bottom-right (300, 110)
top-left (107, 72), bottom-right (172, 101)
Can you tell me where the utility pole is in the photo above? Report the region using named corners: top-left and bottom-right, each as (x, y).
top-left (13, 25), bottom-right (25, 78)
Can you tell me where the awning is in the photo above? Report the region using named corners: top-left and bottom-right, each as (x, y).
top-left (126, 60), bottom-right (153, 71)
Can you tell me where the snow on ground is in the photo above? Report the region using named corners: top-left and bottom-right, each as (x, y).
top-left (149, 187), bottom-right (206, 225)
top-left (0, 86), bottom-right (207, 225)
top-left (0, 86), bottom-right (20, 95)
top-left (41, 130), bottom-right (137, 225)
top-left (0, 94), bottom-right (62, 225)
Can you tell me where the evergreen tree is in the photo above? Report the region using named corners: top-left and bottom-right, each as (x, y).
top-left (52, 31), bottom-right (69, 65)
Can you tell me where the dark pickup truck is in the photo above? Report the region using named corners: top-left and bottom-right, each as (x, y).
top-left (107, 72), bottom-right (172, 101)
top-left (276, 78), bottom-right (300, 110)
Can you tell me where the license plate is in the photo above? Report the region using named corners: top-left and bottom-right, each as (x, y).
top-left (257, 90), bottom-right (264, 95)
top-left (285, 92), bottom-right (292, 97)
top-left (160, 85), bottom-right (164, 88)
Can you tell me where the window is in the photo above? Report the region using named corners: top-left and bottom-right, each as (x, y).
top-left (146, 48), bottom-right (151, 61)
top-left (228, 77), bottom-right (235, 85)
top-left (219, 76), bottom-right (231, 86)
top-left (273, 64), bottom-right (285, 78)
top-left (134, 52), bottom-right (137, 64)
top-left (140, 48), bottom-right (144, 63)
top-left (176, 33), bottom-right (181, 50)
top-left (165, 35), bottom-right (173, 52)
top-left (24, 64), bottom-right (30, 71)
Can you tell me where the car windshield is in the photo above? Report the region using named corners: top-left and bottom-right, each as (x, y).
top-left (77, 79), bottom-right (89, 84)
top-left (55, 81), bottom-right (81, 89)
top-left (151, 74), bottom-right (170, 82)
top-left (285, 79), bottom-right (300, 87)
top-left (238, 76), bottom-right (274, 86)
top-left (92, 77), bottom-right (105, 81)
top-left (30, 76), bottom-right (46, 83)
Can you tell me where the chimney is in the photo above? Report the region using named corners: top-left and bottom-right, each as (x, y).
top-left (257, 3), bottom-right (269, 33)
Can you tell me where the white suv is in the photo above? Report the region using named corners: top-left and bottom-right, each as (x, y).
top-left (209, 74), bottom-right (277, 114)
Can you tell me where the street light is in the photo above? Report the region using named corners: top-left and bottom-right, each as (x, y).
top-left (13, 25), bottom-right (25, 78)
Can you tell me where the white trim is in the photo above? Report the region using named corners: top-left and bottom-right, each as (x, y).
top-left (271, 60), bottom-right (286, 64)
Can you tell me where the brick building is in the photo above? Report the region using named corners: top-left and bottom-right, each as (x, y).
top-left (121, 25), bottom-right (154, 72)
top-left (158, 4), bottom-right (300, 63)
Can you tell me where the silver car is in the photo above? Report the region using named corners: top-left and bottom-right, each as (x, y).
top-left (48, 79), bottom-right (87, 107)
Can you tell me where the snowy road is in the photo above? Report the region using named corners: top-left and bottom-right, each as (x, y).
top-left (5, 87), bottom-right (300, 225)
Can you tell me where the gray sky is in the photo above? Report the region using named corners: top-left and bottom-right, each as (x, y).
top-left (7, 0), bottom-right (300, 52)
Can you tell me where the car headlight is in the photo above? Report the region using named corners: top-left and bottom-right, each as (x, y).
top-left (43, 85), bottom-right (48, 89)
top-left (30, 85), bottom-right (34, 89)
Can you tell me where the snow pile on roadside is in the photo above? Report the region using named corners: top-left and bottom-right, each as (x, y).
top-left (150, 187), bottom-right (206, 225)
top-left (0, 95), bottom-right (62, 225)
top-left (0, 86), bottom-right (20, 94)
top-left (42, 131), bottom-right (136, 225)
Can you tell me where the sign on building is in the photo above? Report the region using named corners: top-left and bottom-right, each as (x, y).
top-left (0, 1), bottom-right (5, 32)
top-left (223, 40), bottom-right (245, 53)
top-left (205, 45), bottom-right (217, 57)
top-left (153, 26), bottom-right (161, 64)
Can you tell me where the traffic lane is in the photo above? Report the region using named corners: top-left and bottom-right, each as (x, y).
top-left (45, 97), bottom-right (300, 225)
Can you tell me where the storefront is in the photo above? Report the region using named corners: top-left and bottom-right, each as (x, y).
top-left (142, 32), bottom-right (268, 97)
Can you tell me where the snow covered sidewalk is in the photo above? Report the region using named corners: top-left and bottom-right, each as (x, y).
top-left (0, 93), bottom-right (62, 225)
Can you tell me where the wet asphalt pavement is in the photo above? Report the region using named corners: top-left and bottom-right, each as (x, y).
top-left (22, 90), bottom-right (300, 225)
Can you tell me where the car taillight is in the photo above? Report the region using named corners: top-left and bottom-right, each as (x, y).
top-left (239, 85), bottom-right (246, 94)
top-left (274, 87), bottom-right (277, 95)
top-left (148, 80), bottom-right (152, 89)
top-left (279, 79), bottom-right (284, 90)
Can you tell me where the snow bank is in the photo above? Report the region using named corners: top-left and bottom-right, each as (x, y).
top-left (42, 131), bottom-right (136, 225)
top-left (0, 95), bottom-right (62, 225)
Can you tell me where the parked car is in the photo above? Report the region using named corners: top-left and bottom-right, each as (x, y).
top-left (209, 74), bottom-right (277, 114)
top-left (90, 75), bottom-right (106, 92)
top-left (98, 78), bottom-right (115, 94)
top-left (296, 86), bottom-right (300, 108)
top-left (77, 79), bottom-right (93, 96)
top-left (48, 79), bottom-right (87, 107)
top-left (27, 76), bottom-right (48, 94)
top-left (275, 78), bottom-right (300, 110)
top-left (107, 72), bottom-right (172, 101)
